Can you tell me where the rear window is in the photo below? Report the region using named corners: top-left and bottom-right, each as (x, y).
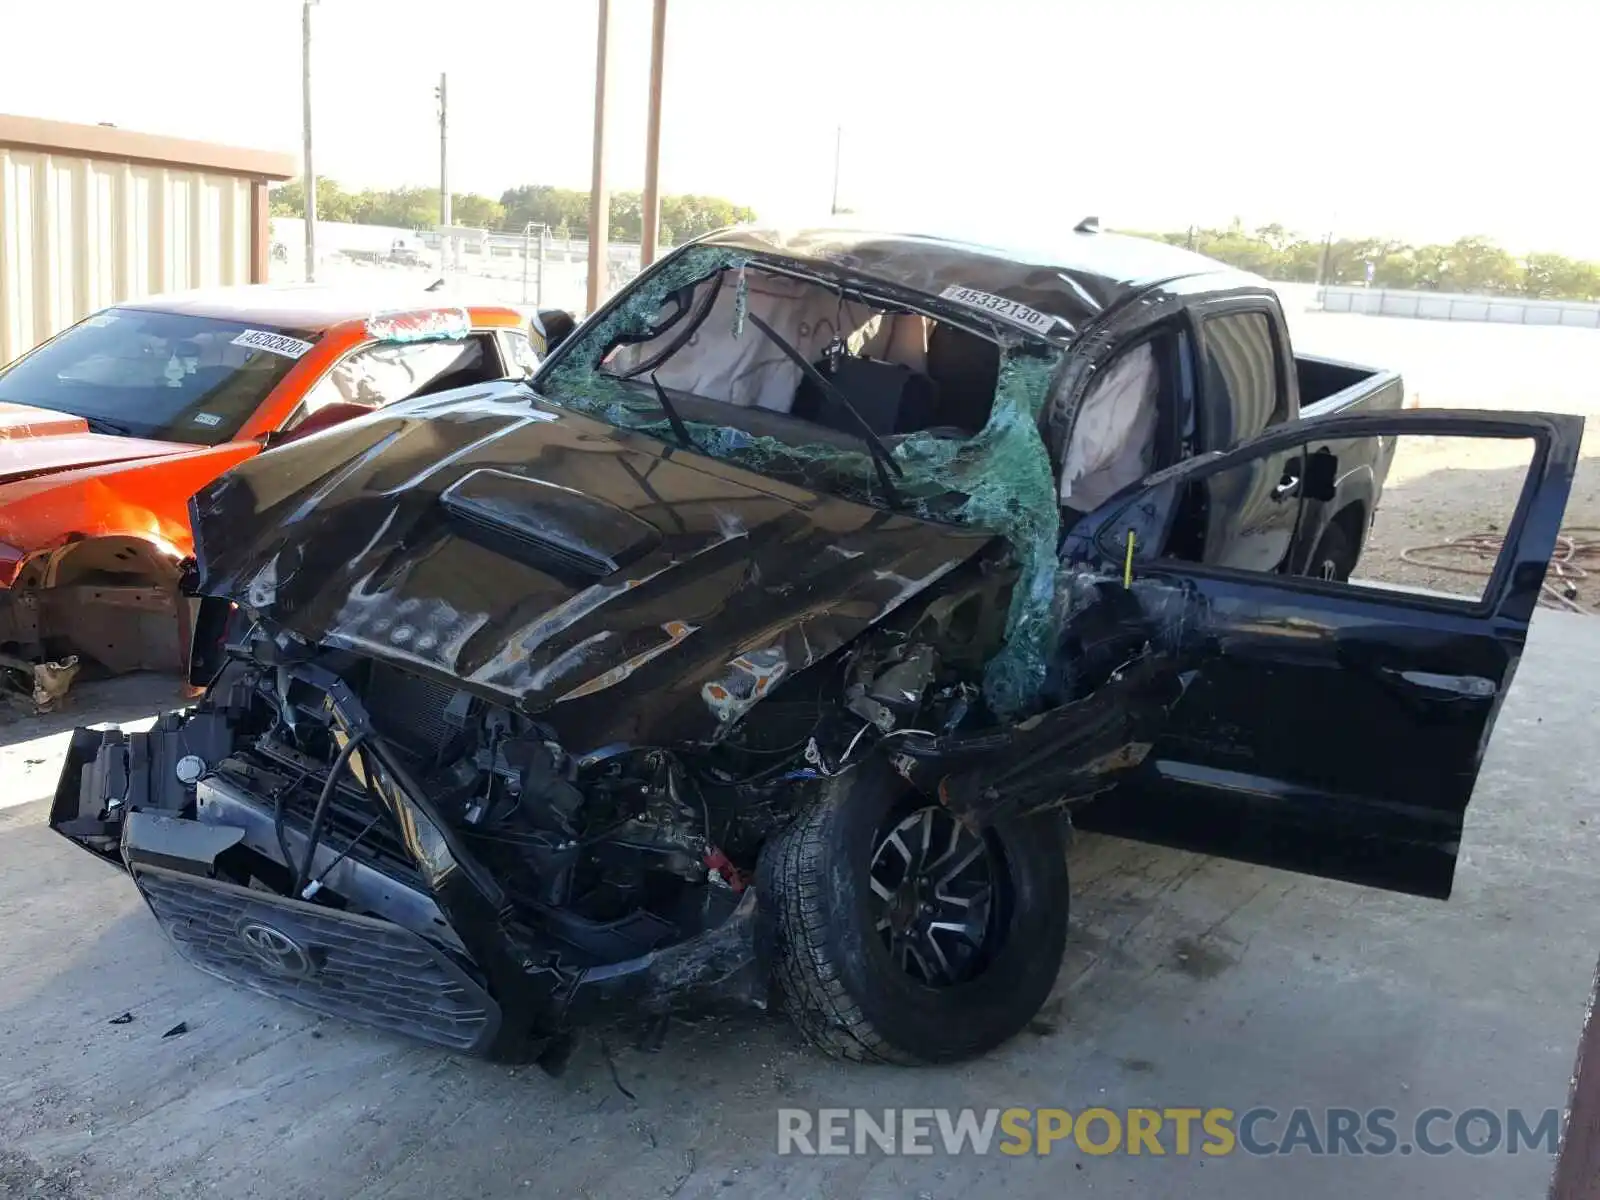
top-left (1198, 310), bottom-right (1285, 448)
top-left (0, 308), bottom-right (312, 444)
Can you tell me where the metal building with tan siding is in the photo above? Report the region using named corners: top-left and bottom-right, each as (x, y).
top-left (0, 114), bottom-right (296, 363)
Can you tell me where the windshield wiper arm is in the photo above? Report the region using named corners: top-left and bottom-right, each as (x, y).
top-left (82, 416), bottom-right (134, 436)
top-left (649, 373), bottom-right (697, 452)
top-left (743, 311), bottom-right (902, 507)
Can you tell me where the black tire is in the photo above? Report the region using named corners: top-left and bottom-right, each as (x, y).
top-left (1309, 518), bottom-right (1358, 582)
top-left (759, 761), bottom-right (1068, 1064)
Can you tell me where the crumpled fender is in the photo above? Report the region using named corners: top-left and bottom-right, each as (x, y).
top-left (0, 441), bottom-right (258, 564)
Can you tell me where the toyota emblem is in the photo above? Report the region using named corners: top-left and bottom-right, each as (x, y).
top-left (237, 920), bottom-right (316, 978)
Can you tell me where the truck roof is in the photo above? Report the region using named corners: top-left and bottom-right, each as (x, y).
top-left (699, 225), bottom-right (1261, 338)
top-left (114, 283), bottom-right (524, 334)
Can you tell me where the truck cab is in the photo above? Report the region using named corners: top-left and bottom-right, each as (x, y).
top-left (1050, 268), bottom-right (1403, 584)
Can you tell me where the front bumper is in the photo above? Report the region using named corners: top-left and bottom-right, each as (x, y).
top-left (51, 656), bottom-right (771, 1058)
top-left (136, 858), bottom-right (504, 1053)
top-left (68, 773), bottom-right (766, 1058)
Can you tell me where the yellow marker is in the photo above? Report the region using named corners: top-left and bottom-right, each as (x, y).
top-left (1123, 529), bottom-right (1136, 588)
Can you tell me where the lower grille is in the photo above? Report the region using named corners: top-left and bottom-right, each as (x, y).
top-left (134, 866), bottom-right (499, 1053)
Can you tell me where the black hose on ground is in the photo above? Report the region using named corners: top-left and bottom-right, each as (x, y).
top-left (294, 733), bottom-right (368, 898)
top-left (1400, 526), bottom-right (1600, 613)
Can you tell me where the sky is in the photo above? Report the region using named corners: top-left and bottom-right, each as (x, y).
top-left (2, 0), bottom-right (1597, 255)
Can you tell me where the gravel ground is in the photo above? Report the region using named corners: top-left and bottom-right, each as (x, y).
top-left (1278, 300), bottom-right (1600, 613)
top-left (1354, 426), bottom-right (1600, 612)
top-left (4, 616), bottom-right (1598, 1199)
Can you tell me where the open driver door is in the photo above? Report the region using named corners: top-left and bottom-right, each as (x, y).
top-left (1056, 408), bottom-right (1582, 899)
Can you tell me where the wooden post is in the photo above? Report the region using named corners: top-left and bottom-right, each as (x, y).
top-left (1551, 956), bottom-right (1600, 1198)
top-left (640, 0), bottom-right (667, 267)
top-left (302, 0), bottom-right (316, 282)
top-left (585, 0), bottom-right (614, 314)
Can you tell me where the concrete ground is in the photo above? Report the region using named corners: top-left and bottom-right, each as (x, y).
top-left (0, 616), bottom-right (1595, 1199)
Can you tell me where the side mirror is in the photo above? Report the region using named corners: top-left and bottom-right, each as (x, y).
top-left (533, 309), bottom-right (577, 356)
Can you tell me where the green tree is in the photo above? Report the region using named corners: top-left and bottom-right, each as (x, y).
top-left (496, 184), bottom-right (757, 243)
top-left (267, 180), bottom-right (302, 217)
top-left (1109, 222), bottom-right (1600, 301)
top-left (500, 185), bottom-right (592, 236)
top-left (1521, 253), bottom-right (1600, 301)
top-left (1279, 239), bottom-right (1327, 282)
top-left (1372, 252), bottom-right (1420, 288)
top-left (609, 191), bottom-right (644, 241)
top-left (348, 186), bottom-right (439, 230)
top-left (1254, 223), bottom-right (1293, 253)
top-left (267, 177), bottom-right (359, 223)
top-left (1439, 236), bottom-right (1519, 294)
top-left (451, 193), bottom-right (506, 229)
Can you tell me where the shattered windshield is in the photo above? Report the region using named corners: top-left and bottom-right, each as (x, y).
top-left (0, 308), bottom-right (307, 444)
top-left (535, 245), bottom-right (1067, 715)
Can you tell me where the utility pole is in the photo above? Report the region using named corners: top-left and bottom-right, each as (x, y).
top-left (301, 0), bottom-right (317, 282)
top-left (829, 125), bottom-right (842, 216)
top-left (586, 0), bottom-right (614, 313)
top-left (436, 73), bottom-right (450, 230)
top-left (639, 0), bottom-right (667, 267)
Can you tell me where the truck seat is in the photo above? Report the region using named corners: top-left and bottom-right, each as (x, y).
top-left (925, 324), bottom-right (1000, 434)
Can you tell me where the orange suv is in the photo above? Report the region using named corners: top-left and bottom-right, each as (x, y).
top-left (0, 286), bottom-right (546, 677)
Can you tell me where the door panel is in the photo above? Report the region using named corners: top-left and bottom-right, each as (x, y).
top-left (1181, 306), bottom-right (1304, 571)
top-left (1066, 409), bottom-right (1583, 898)
top-left (1192, 449), bottom-right (1303, 572)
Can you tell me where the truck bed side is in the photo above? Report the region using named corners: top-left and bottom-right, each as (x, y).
top-left (1287, 354), bottom-right (1405, 577)
top-left (1296, 352), bottom-right (1405, 418)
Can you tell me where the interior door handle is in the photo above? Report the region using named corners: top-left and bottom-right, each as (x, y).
top-left (1273, 476), bottom-right (1301, 500)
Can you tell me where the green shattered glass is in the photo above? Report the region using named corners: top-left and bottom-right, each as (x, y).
top-left (540, 247), bottom-right (1063, 716)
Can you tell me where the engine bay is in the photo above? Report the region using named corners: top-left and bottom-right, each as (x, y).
top-left (49, 548), bottom-right (1171, 1059)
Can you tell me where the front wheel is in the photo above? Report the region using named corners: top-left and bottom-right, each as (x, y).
top-left (759, 762), bottom-right (1068, 1064)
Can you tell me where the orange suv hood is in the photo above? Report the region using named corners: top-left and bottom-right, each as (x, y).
top-left (0, 402), bottom-right (190, 485)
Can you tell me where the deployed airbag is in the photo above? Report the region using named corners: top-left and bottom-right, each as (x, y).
top-left (1058, 342), bottom-right (1158, 512)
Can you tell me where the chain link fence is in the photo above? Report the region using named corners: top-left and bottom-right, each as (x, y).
top-left (268, 218), bottom-right (645, 316)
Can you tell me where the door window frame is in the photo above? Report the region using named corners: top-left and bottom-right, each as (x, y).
top-left (1083, 410), bottom-right (1567, 620)
top-left (276, 329), bottom-right (511, 433)
top-left (496, 328), bottom-right (541, 379)
top-left (1051, 314), bottom-right (1199, 504)
top-left (1190, 299), bottom-right (1293, 450)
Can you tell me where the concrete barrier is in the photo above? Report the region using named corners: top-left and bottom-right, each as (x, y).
top-left (1319, 285), bottom-right (1600, 328)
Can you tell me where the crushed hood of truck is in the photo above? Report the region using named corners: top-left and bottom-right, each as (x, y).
top-left (186, 388), bottom-right (996, 747)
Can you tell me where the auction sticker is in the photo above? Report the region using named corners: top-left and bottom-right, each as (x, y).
top-left (939, 286), bottom-right (1060, 335)
top-left (231, 329), bottom-right (315, 359)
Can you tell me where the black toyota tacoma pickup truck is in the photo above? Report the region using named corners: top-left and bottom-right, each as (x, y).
top-left (51, 227), bottom-right (1579, 1067)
